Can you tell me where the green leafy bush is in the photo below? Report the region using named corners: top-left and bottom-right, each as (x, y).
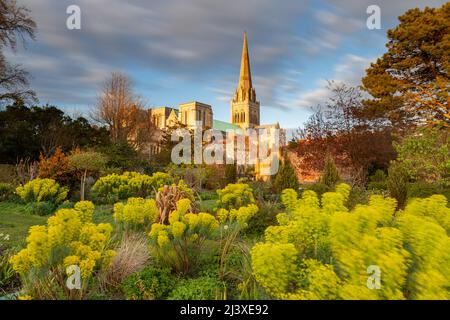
top-left (168, 276), bottom-right (224, 300)
top-left (16, 178), bottom-right (68, 204)
top-left (121, 266), bottom-right (176, 300)
top-left (249, 180), bottom-right (274, 201)
top-left (367, 169), bottom-right (387, 191)
top-left (224, 164), bottom-right (237, 185)
top-left (113, 197), bottom-right (159, 230)
top-left (304, 183), bottom-right (330, 197)
top-left (394, 127), bottom-right (450, 187)
top-left (0, 250), bottom-right (19, 295)
top-left (216, 183), bottom-right (255, 210)
top-left (15, 178), bottom-right (68, 215)
top-left (24, 201), bottom-right (56, 216)
top-left (148, 199), bottom-right (219, 274)
top-left (387, 162), bottom-right (409, 209)
top-left (321, 157), bottom-right (340, 188)
top-left (0, 183), bottom-right (14, 201)
top-left (8, 201), bottom-right (116, 299)
top-left (245, 199), bottom-right (281, 236)
top-left (197, 190), bottom-right (217, 201)
top-left (92, 171), bottom-right (173, 204)
top-left (346, 186), bottom-right (369, 210)
top-left (273, 160), bottom-right (299, 194)
top-left (407, 182), bottom-right (438, 199)
top-left (251, 184), bottom-right (450, 300)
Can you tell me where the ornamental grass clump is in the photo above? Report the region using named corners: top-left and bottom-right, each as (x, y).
top-left (148, 198), bottom-right (219, 274)
top-left (156, 180), bottom-right (196, 224)
top-left (9, 201), bottom-right (116, 299)
top-left (101, 233), bottom-right (149, 289)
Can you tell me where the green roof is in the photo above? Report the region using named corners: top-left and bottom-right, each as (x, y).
top-left (213, 120), bottom-right (240, 131)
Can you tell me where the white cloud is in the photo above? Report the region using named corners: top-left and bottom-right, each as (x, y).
top-left (292, 54), bottom-right (375, 108)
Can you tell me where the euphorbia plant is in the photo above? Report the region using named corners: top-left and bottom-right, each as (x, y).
top-left (148, 198), bottom-right (218, 275)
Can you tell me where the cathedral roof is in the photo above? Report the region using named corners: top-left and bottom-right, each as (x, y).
top-left (213, 119), bottom-right (240, 131)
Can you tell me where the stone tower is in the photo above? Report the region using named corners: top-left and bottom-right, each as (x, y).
top-left (231, 32), bottom-right (260, 130)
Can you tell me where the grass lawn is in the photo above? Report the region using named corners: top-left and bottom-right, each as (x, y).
top-left (198, 199), bottom-right (217, 213)
top-left (0, 202), bottom-right (114, 251)
top-left (0, 202), bottom-right (47, 250)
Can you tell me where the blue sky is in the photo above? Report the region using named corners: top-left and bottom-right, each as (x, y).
top-left (11, 0), bottom-right (448, 132)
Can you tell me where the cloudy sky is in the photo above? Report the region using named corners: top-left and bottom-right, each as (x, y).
top-left (10, 0), bottom-right (448, 130)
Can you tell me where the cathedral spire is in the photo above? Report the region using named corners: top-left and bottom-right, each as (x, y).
top-left (239, 32), bottom-right (252, 90)
top-left (231, 32), bottom-right (260, 128)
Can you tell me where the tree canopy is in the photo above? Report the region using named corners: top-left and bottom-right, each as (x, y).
top-left (0, 0), bottom-right (37, 105)
top-left (0, 104), bottom-right (110, 163)
top-left (361, 3), bottom-right (450, 127)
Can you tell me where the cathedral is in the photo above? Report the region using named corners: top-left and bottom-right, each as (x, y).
top-left (147, 32), bottom-right (283, 179)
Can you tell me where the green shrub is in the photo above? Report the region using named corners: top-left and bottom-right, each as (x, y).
top-left (216, 183), bottom-right (255, 210)
top-left (113, 197), bottom-right (159, 230)
top-left (245, 199), bottom-right (281, 236)
top-left (368, 181), bottom-right (387, 191)
top-left (251, 186), bottom-right (450, 300)
top-left (15, 178), bottom-right (68, 215)
top-left (304, 183), bottom-right (330, 197)
top-left (168, 276), bottom-right (224, 300)
top-left (0, 250), bottom-right (20, 295)
top-left (148, 199), bottom-right (219, 274)
top-left (249, 180), bottom-right (273, 201)
top-left (367, 169), bottom-right (388, 191)
top-left (24, 201), bottom-right (56, 216)
top-left (346, 186), bottom-right (369, 210)
top-left (197, 190), bottom-right (217, 201)
top-left (394, 126), bottom-right (450, 187)
top-left (407, 182), bottom-right (438, 199)
top-left (387, 162), bottom-right (409, 209)
top-left (0, 183), bottom-right (14, 201)
top-left (224, 164), bottom-right (237, 185)
top-left (92, 171), bottom-right (173, 204)
top-left (0, 164), bottom-right (15, 183)
top-left (121, 266), bottom-right (177, 300)
top-left (321, 157), bottom-right (340, 188)
top-left (441, 188), bottom-right (450, 202)
top-left (15, 178), bottom-right (68, 204)
top-left (273, 160), bottom-right (299, 194)
top-left (56, 201), bottom-right (75, 210)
